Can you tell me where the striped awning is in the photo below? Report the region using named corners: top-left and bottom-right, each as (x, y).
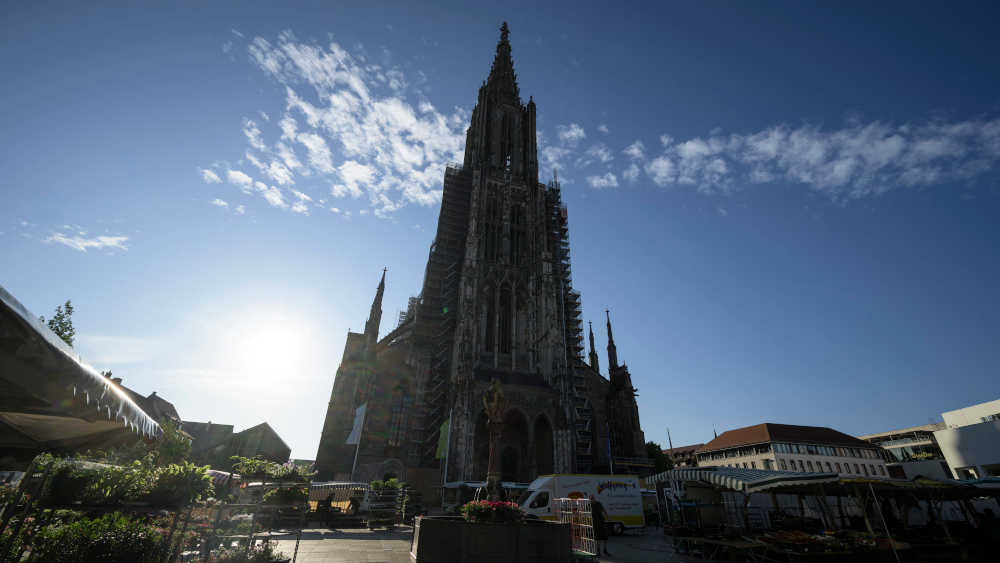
top-left (647, 466), bottom-right (840, 494)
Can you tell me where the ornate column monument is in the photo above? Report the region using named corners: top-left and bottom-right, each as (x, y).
top-left (483, 379), bottom-right (508, 501)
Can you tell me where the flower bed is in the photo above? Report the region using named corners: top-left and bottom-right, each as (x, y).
top-left (460, 500), bottom-right (522, 524)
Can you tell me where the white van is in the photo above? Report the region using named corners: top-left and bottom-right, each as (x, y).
top-left (517, 474), bottom-right (645, 534)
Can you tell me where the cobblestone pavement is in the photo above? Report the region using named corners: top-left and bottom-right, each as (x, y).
top-left (270, 526), bottom-right (718, 563)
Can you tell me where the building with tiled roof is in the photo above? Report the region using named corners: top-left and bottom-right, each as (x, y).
top-left (696, 423), bottom-right (889, 479)
top-left (663, 443), bottom-right (704, 468)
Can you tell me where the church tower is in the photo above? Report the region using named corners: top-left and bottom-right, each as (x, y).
top-left (315, 23), bottom-right (646, 488)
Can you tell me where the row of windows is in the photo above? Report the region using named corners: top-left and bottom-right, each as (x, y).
top-left (774, 458), bottom-right (886, 477)
top-left (772, 442), bottom-right (879, 459)
top-left (718, 458), bottom-right (887, 478)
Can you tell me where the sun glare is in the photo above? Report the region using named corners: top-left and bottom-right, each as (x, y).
top-left (228, 315), bottom-right (311, 382)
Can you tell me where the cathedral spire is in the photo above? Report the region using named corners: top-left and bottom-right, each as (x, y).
top-left (588, 321), bottom-right (600, 373)
top-left (486, 21), bottom-right (520, 104)
top-left (606, 309), bottom-right (619, 370)
top-left (364, 268), bottom-right (386, 345)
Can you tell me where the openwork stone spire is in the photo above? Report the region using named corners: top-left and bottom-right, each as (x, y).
top-left (588, 320), bottom-right (600, 373)
top-left (364, 268), bottom-right (386, 348)
top-left (606, 309), bottom-right (619, 370)
top-left (486, 21), bottom-right (520, 104)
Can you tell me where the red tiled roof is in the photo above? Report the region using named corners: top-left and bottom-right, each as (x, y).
top-left (695, 423), bottom-right (873, 454)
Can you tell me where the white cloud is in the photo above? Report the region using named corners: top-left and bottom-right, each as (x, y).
top-left (227, 170), bottom-right (254, 190)
top-left (624, 140), bottom-right (646, 161)
top-left (243, 118), bottom-right (266, 151)
top-left (213, 32), bottom-right (469, 216)
top-left (200, 169), bottom-right (222, 184)
top-left (597, 124), bottom-right (609, 134)
top-left (257, 184), bottom-right (288, 208)
top-left (635, 116), bottom-right (1000, 199)
top-left (577, 143), bottom-right (613, 167)
top-left (557, 123), bottom-right (586, 145)
top-left (623, 162), bottom-right (640, 182)
top-left (645, 156), bottom-right (675, 186)
top-left (586, 172), bottom-right (619, 189)
top-left (235, 205), bottom-right (246, 215)
top-left (210, 198), bottom-right (228, 208)
top-left (47, 232), bottom-right (129, 252)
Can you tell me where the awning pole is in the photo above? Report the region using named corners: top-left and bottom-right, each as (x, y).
top-left (868, 482), bottom-right (899, 563)
top-left (851, 485), bottom-right (875, 536)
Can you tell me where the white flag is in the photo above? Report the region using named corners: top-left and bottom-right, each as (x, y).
top-left (345, 403), bottom-right (367, 445)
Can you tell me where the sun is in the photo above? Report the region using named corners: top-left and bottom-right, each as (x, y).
top-left (227, 314), bottom-right (310, 382)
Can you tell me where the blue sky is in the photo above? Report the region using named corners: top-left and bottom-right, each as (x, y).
top-left (2, 1), bottom-right (999, 458)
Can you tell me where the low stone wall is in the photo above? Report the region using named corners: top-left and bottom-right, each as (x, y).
top-left (410, 516), bottom-right (571, 563)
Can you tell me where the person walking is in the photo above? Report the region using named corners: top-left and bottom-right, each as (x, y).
top-left (590, 495), bottom-right (610, 556)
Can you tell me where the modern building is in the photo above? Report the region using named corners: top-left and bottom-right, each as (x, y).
top-left (696, 423), bottom-right (889, 478)
top-left (314, 23), bottom-right (648, 492)
top-left (664, 443), bottom-right (704, 468)
top-left (933, 398), bottom-right (1000, 480)
top-left (859, 398), bottom-right (1000, 480)
top-left (858, 423), bottom-right (951, 480)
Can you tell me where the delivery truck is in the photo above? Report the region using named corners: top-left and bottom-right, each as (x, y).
top-left (517, 474), bottom-right (644, 534)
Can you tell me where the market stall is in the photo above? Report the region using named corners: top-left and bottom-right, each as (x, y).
top-left (649, 466), bottom-right (1000, 560)
top-left (0, 285), bottom-right (161, 469)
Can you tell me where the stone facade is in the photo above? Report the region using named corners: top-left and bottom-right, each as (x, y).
top-left (315, 23), bottom-right (646, 490)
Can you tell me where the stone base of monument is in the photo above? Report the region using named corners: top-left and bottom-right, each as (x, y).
top-left (410, 516), bottom-right (572, 563)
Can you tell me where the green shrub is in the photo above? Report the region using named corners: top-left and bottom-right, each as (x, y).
top-left (230, 456), bottom-right (312, 482)
top-left (30, 512), bottom-right (164, 563)
top-left (262, 486), bottom-right (308, 505)
top-left (144, 462), bottom-right (214, 507)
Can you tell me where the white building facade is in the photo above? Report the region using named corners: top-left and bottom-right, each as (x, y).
top-left (697, 423), bottom-right (889, 479)
top-left (933, 398), bottom-right (1000, 479)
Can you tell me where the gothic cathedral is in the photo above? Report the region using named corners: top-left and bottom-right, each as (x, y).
top-left (315, 23), bottom-right (647, 494)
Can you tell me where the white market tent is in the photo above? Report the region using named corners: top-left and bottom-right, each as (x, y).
top-left (648, 466), bottom-right (840, 495)
top-left (0, 285), bottom-right (161, 460)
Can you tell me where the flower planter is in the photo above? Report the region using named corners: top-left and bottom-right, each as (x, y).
top-left (411, 516), bottom-right (571, 563)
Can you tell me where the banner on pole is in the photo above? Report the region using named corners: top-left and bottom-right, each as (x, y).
top-left (435, 418), bottom-right (450, 459)
top-left (345, 403), bottom-right (367, 445)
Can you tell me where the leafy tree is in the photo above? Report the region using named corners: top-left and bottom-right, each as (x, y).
top-left (155, 420), bottom-right (192, 466)
top-left (645, 441), bottom-right (673, 473)
top-left (40, 300), bottom-right (75, 347)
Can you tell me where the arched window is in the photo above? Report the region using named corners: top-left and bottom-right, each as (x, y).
top-left (499, 284), bottom-right (512, 354)
top-left (483, 196), bottom-right (501, 262)
top-left (484, 285), bottom-right (496, 353)
top-left (388, 390), bottom-right (412, 447)
top-left (510, 205), bottom-right (525, 265)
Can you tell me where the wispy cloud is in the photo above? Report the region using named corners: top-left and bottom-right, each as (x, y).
top-left (200, 169), bottom-right (222, 184)
top-left (586, 172), bottom-right (619, 189)
top-left (628, 116), bottom-right (1000, 199)
top-left (210, 198), bottom-right (228, 208)
top-left (597, 124), bottom-right (609, 134)
top-left (47, 232), bottom-right (129, 252)
top-left (206, 30), bottom-right (468, 218)
top-left (557, 123), bottom-right (586, 145)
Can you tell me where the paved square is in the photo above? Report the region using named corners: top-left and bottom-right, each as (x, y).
top-left (271, 527), bottom-right (714, 563)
